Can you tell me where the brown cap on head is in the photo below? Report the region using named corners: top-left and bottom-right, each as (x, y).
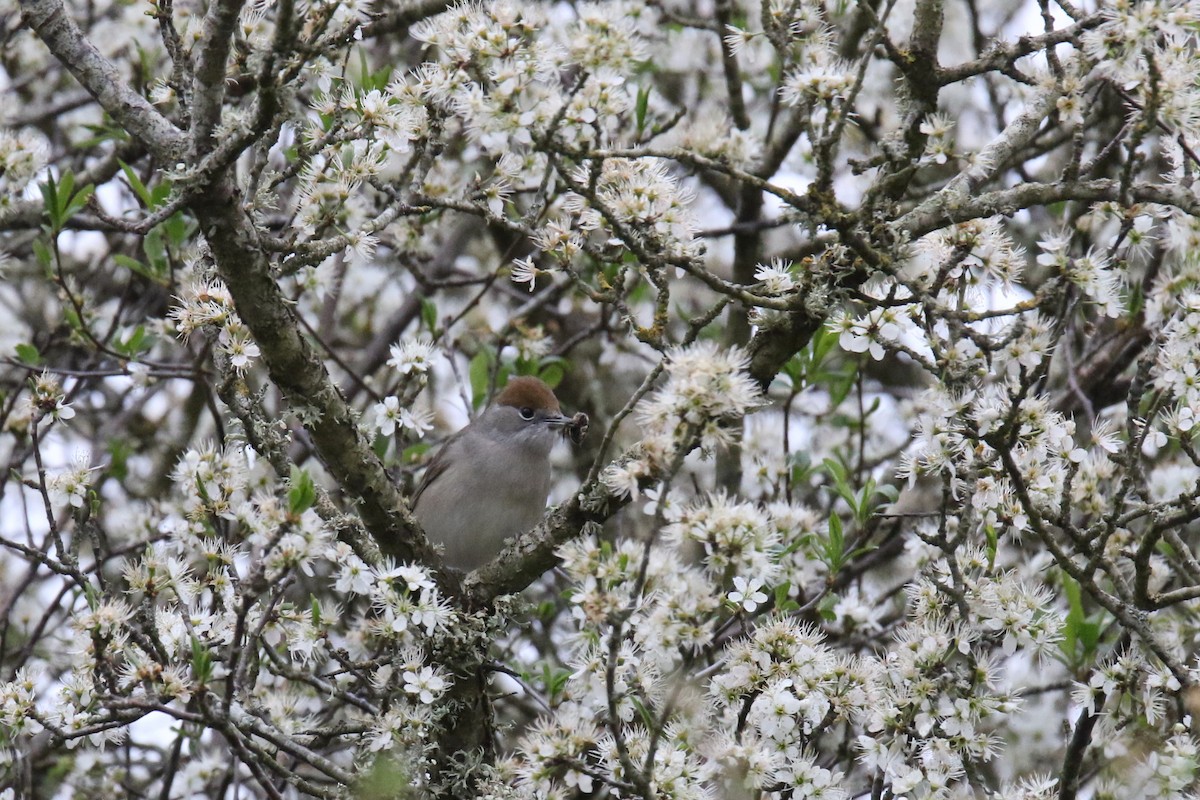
top-left (495, 376), bottom-right (561, 413)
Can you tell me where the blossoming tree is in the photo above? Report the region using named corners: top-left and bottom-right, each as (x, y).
top-left (2, 0), bottom-right (1200, 797)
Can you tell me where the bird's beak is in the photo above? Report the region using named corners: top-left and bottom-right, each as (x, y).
top-left (543, 413), bottom-right (570, 429)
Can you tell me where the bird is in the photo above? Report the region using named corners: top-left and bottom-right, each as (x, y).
top-left (412, 376), bottom-right (574, 572)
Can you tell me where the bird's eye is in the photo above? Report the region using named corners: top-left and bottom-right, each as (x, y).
top-left (519, 407), bottom-right (536, 420)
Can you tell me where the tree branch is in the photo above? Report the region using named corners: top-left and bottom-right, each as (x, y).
top-left (190, 0), bottom-right (248, 151)
top-left (188, 173), bottom-right (450, 582)
top-left (18, 0), bottom-right (187, 162)
top-left (898, 179), bottom-right (1200, 237)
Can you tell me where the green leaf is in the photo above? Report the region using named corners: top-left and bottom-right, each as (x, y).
top-left (40, 171), bottom-right (94, 233)
top-left (537, 360), bottom-right (565, 388)
top-left (469, 349), bottom-right (493, 409)
top-left (144, 225), bottom-right (168, 275)
top-left (1059, 573), bottom-right (1104, 669)
top-left (372, 433), bottom-right (390, 461)
top-left (822, 456), bottom-right (847, 485)
top-left (32, 239), bottom-right (52, 271)
top-left (542, 665), bottom-right (571, 699)
top-left (190, 637), bottom-right (214, 685)
top-left (853, 481), bottom-right (874, 524)
top-left (83, 581), bottom-right (99, 612)
top-left (106, 438), bottom-right (132, 481)
top-left (1060, 577), bottom-right (1081, 664)
top-left (39, 174), bottom-right (60, 229)
top-left (788, 450), bottom-right (813, 486)
top-left (773, 582), bottom-right (791, 608)
top-left (876, 484), bottom-right (899, 504)
top-left (984, 523), bottom-right (998, 570)
top-left (783, 326), bottom-right (842, 387)
top-left (629, 696), bottom-right (656, 729)
top-left (822, 457), bottom-right (859, 514)
top-left (1125, 281), bottom-right (1145, 318)
top-left (820, 455), bottom-right (849, 482)
top-left (822, 513), bottom-right (846, 572)
top-left (810, 324), bottom-right (837, 369)
top-left (14, 343), bottom-right (41, 365)
top-left (827, 364), bottom-right (859, 407)
top-left (63, 305), bottom-right (82, 333)
top-left (420, 298), bottom-right (439, 334)
top-left (61, 179), bottom-right (92, 224)
top-left (635, 85), bottom-right (650, 137)
top-left (288, 466), bottom-right (317, 514)
top-left (778, 530), bottom-right (808, 557)
top-left (114, 253), bottom-right (164, 284)
top-left (115, 325), bottom-right (150, 358)
top-left (53, 170), bottom-right (72, 208)
top-left (817, 591), bottom-right (838, 621)
top-left (367, 63), bottom-right (392, 92)
top-left (120, 160), bottom-right (153, 208)
top-left (354, 50), bottom-right (391, 91)
top-left (161, 212), bottom-right (192, 249)
top-left (150, 181), bottom-right (173, 209)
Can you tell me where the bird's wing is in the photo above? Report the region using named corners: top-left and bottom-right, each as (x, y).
top-left (410, 431), bottom-right (459, 504)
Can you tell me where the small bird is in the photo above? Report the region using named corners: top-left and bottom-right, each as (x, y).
top-left (412, 376), bottom-right (576, 571)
